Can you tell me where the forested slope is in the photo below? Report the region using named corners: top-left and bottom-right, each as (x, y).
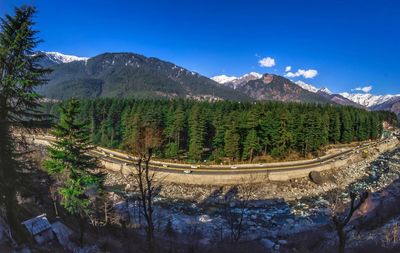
top-left (37, 53), bottom-right (252, 101)
top-left (43, 99), bottom-right (397, 162)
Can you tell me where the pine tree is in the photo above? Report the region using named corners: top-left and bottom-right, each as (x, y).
top-left (243, 129), bottom-right (260, 161)
top-left (188, 105), bottom-right (205, 160)
top-left (173, 105), bottom-right (185, 150)
top-left (211, 109), bottom-right (226, 160)
top-left (44, 98), bottom-right (101, 246)
top-left (340, 109), bottom-right (353, 143)
top-left (329, 111), bottom-right (341, 143)
top-left (259, 111), bottom-right (275, 155)
top-left (0, 5), bottom-right (51, 240)
top-left (271, 110), bottom-right (293, 157)
top-left (224, 121), bottom-right (240, 161)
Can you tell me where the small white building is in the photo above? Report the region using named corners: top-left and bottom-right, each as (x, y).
top-left (22, 214), bottom-right (54, 245)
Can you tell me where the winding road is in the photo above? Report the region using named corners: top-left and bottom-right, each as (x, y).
top-left (30, 135), bottom-right (397, 175)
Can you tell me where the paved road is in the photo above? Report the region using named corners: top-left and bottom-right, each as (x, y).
top-left (30, 135), bottom-right (394, 175)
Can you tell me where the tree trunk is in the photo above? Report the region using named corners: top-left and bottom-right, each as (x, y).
top-left (0, 118), bottom-right (24, 242)
top-left (147, 225), bottom-right (154, 253)
top-left (79, 216), bottom-right (85, 247)
top-left (337, 228), bottom-right (346, 253)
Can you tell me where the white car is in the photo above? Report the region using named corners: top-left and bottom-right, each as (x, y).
top-left (183, 170), bottom-right (192, 174)
top-left (190, 165), bottom-right (198, 169)
top-left (162, 164), bottom-right (168, 168)
top-left (230, 166), bottom-right (238, 169)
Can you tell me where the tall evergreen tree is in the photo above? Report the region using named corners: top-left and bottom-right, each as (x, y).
top-left (0, 5), bottom-right (51, 240)
top-left (271, 110), bottom-right (293, 157)
top-left (340, 109), bottom-right (353, 143)
top-left (44, 98), bottom-right (101, 246)
top-left (243, 129), bottom-right (260, 161)
top-left (224, 121), bottom-right (241, 161)
top-left (329, 111), bottom-right (341, 143)
top-left (188, 105), bottom-right (205, 160)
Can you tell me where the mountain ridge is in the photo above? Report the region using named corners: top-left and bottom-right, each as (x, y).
top-left (38, 52), bottom-right (252, 101)
top-left (38, 51), bottom-right (398, 114)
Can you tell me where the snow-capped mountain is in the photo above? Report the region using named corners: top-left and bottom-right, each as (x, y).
top-left (211, 75), bottom-right (237, 84)
top-left (293, 80), bottom-right (364, 107)
top-left (42, 51), bottom-right (89, 64)
top-left (212, 72), bottom-right (262, 89)
top-left (319, 87), bottom-right (333, 95)
top-left (339, 92), bottom-right (400, 108)
top-left (293, 80), bottom-right (399, 108)
top-left (294, 80), bottom-right (319, 93)
top-left (371, 96), bottom-right (400, 118)
top-left (294, 81), bottom-right (333, 95)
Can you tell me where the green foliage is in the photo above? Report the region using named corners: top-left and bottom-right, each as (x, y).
top-left (43, 98), bottom-right (397, 162)
top-left (188, 105), bottom-right (206, 160)
top-left (0, 5), bottom-right (51, 240)
top-left (165, 142), bottom-right (179, 158)
top-left (44, 98), bottom-right (100, 217)
top-left (242, 129), bottom-right (260, 161)
top-left (224, 122), bottom-right (241, 161)
top-left (59, 179), bottom-right (91, 216)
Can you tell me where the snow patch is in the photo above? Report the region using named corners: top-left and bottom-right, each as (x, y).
top-left (319, 87), bottom-right (333, 95)
top-left (294, 80), bottom-right (319, 93)
top-left (44, 51), bottom-right (89, 64)
top-left (211, 74), bottom-right (238, 84)
top-left (339, 93), bottom-right (400, 107)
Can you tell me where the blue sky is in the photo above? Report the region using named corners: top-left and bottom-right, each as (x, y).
top-left (1, 0), bottom-right (400, 94)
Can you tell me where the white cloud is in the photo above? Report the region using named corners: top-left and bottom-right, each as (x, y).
top-left (353, 85), bottom-right (372, 93)
top-left (285, 66), bottom-right (291, 72)
top-left (258, 57), bottom-right (276, 67)
top-left (284, 69), bottom-right (318, 79)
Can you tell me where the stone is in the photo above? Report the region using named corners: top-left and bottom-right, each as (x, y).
top-left (278, 239), bottom-right (288, 245)
top-left (199, 215), bottom-right (212, 223)
top-left (309, 171), bottom-right (326, 185)
top-left (285, 218), bottom-right (294, 224)
top-left (260, 238), bottom-right (275, 249)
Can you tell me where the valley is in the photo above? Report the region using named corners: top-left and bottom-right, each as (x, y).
top-left (1, 3), bottom-right (400, 253)
top-left (16, 133), bottom-right (400, 253)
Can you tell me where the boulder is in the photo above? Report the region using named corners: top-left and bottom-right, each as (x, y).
top-left (309, 171), bottom-right (326, 185)
top-left (260, 238), bottom-right (275, 250)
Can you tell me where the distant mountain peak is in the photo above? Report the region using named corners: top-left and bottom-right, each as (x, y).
top-left (43, 51), bottom-right (89, 64)
top-left (294, 80), bottom-right (319, 93)
top-left (243, 72), bottom-right (262, 79)
top-left (339, 92), bottom-right (400, 107)
top-left (212, 72), bottom-right (262, 89)
top-left (211, 74), bottom-right (238, 84)
top-left (318, 87), bottom-right (333, 95)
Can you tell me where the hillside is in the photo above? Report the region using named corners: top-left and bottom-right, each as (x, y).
top-left (38, 52), bottom-right (252, 101)
top-left (371, 97), bottom-right (400, 118)
top-left (316, 90), bottom-right (365, 108)
top-left (38, 52), bottom-right (396, 109)
top-left (236, 74), bottom-right (332, 103)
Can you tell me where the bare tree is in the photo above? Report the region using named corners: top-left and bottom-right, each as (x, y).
top-left (225, 175), bottom-right (258, 242)
top-left (327, 190), bottom-right (369, 253)
top-left (133, 148), bottom-right (160, 253)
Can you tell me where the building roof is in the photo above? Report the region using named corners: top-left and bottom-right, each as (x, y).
top-left (22, 214), bottom-right (52, 236)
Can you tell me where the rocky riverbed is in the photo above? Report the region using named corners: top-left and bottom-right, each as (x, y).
top-left (102, 145), bottom-right (400, 251)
